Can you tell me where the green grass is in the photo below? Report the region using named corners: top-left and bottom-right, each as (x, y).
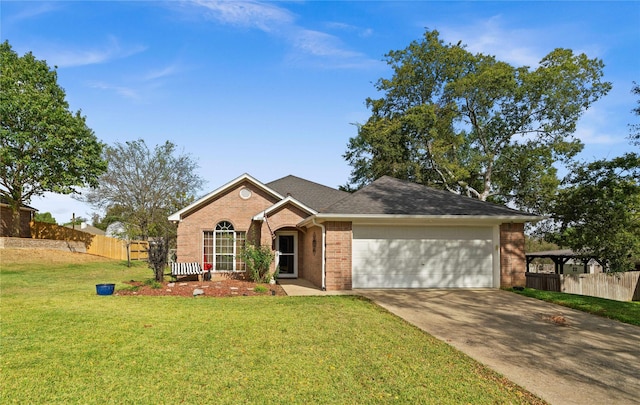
top-left (510, 288), bottom-right (640, 326)
top-left (1, 250), bottom-right (544, 404)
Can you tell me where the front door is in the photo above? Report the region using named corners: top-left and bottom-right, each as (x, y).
top-left (276, 232), bottom-right (297, 278)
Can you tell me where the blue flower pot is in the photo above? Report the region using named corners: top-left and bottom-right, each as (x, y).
top-left (96, 283), bottom-right (115, 295)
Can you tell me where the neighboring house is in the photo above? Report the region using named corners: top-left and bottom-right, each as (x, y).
top-left (105, 222), bottom-right (126, 238)
top-left (64, 222), bottom-right (106, 236)
top-left (0, 197), bottom-right (37, 238)
top-left (168, 174), bottom-right (540, 290)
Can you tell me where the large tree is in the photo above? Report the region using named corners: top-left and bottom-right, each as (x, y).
top-left (548, 154), bottom-right (640, 272)
top-left (83, 139), bottom-right (204, 240)
top-left (630, 82), bottom-right (640, 145)
top-left (344, 30), bottom-right (611, 212)
top-left (0, 41), bottom-right (106, 236)
top-left (548, 84), bottom-right (640, 272)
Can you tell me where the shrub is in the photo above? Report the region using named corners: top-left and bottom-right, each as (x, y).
top-left (144, 278), bottom-right (163, 289)
top-left (253, 285), bottom-right (268, 293)
top-left (241, 244), bottom-right (275, 283)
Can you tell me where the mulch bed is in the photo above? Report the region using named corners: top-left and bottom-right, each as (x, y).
top-left (116, 279), bottom-right (287, 297)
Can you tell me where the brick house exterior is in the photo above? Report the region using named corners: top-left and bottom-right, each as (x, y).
top-left (0, 198), bottom-right (36, 238)
top-left (169, 174), bottom-right (539, 290)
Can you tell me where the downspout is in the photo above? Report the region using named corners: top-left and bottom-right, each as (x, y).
top-left (312, 218), bottom-right (326, 291)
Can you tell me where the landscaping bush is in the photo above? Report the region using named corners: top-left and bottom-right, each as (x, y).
top-left (241, 244), bottom-right (275, 283)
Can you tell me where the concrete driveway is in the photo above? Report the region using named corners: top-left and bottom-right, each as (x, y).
top-left (357, 289), bottom-right (640, 405)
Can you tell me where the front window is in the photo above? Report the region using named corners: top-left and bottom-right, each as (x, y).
top-left (203, 221), bottom-right (245, 271)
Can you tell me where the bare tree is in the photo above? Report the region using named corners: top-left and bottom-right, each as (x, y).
top-left (83, 139), bottom-right (204, 240)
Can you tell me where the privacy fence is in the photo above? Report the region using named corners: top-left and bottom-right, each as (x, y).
top-left (525, 271), bottom-right (640, 301)
top-left (29, 221), bottom-right (148, 261)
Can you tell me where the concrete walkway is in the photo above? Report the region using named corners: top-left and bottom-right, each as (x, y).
top-left (357, 289), bottom-right (640, 405)
top-left (278, 279), bottom-right (353, 296)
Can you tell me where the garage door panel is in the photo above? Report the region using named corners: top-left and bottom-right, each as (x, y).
top-left (352, 225), bottom-right (494, 288)
top-left (352, 272), bottom-right (492, 289)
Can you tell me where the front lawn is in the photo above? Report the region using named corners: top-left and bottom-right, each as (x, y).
top-left (1, 249), bottom-right (544, 404)
top-left (510, 288), bottom-right (640, 326)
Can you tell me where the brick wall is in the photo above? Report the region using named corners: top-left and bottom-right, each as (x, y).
top-left (299, 225), bottom-right (323, 288)
top-left (324, 221), bottom-right (352, 291)
top-left (500, 223), bottom-right (526, 287)
top-left (176, 181), bottom-right (279, 263)
top-left (0, 206), bottom-right (33, 238)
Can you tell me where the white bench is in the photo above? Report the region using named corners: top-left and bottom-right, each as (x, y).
top-left (170, 262), bottom-right (203, 279)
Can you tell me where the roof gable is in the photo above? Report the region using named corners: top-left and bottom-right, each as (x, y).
top-left (321, 176), bottom-right (534, 217)
top-left (168, 173), bottom-right (283, 221)
top-left (252, 196), bottom-right (317, 220)
top-left (266, 175), bottom-right (349, 211)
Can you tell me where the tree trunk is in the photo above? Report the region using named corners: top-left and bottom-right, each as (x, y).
top-left (10, 203), bottom-right (22, 237)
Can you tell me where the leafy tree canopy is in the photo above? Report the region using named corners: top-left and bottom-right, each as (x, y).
top-left (630, 82), bottom-right (640, 145)
top-left (547, 83), bottom-right (640, 272)
top-left (34, 212), bottom-right (57, 225)
top-left (548, 153), bottom-right (640, 272)
top-left (83, 139), bottom-right (204, 240)
top-left (344, 29), bottom-right (611, 213)
top-left (0, 41), bottom-right (107, 236)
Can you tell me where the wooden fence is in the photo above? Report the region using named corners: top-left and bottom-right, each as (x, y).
top-left (85, 234), bottom-right (148, 261)
top-left (525, 272), bottom-right (560, 292)
top-left (30, 221), bottom-right (148, 261)
top-left (526, 271), bottom-right (640, 301)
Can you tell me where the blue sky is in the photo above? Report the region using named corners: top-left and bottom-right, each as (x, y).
top-left (2, 1), bottom-right (639, 223)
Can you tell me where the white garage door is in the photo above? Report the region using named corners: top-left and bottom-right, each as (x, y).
top-left (352, 225), bottom-right (495, 288)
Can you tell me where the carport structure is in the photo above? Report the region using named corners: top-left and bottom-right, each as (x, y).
top-left (525, 249), bottom-right (604, 274)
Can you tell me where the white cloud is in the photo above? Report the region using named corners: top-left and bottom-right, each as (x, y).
top-left (293, 29), bottom-right (360, 58)
top-left (144, 64), bottom-right (181, 81)
top-left (43, 36), bottom-right (147, 68)
top-left (439, 16), bottom-right (545, 67)
top-left (325, 21), bottom-right (374, 38)
top-left (191, 0), bottom-right (294, 33)
top-left (88, 81), bottom-right (140, 100)
top-left (184, 0), bottom-right (376, 69)
top-left (4, 2), bottom-right (60, 24)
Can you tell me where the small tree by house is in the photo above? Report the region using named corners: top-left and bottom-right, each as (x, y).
top-left (148, 237), bottom-right (169, 282)
top-left (242, 244), bottom-right (276, 283)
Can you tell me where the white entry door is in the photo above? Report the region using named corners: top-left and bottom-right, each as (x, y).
top-left (276, 232), bottom-right (297, 278)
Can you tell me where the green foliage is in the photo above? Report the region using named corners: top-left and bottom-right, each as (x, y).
top-left (549, 154), bottom-right (640, 272)
top-left (34, 212), bottom-right (57, 224)
top-left (147, 238), bottom-right (169, 281)
top-left (511, 288), bottom-right (640, 326)
top-left (241, 244), bottom-right (275, 283)
top-left (143, 278), bottom-right (162, 289)
top-left (91, 205), bottom-right (128, 231)
top-left (83, 139), bottom-right (204, 240)
top-left (344, 29), bottom-right (611, 213)
top-left (0, 41), bottom-right (107, 236)
top-left (525, 236), bottom-right (559, 256)
top-left (62, 216), bottom-right (88, 227)
top-left (253, 285), bottom-right (268, 293)
top-left (630, 82), bottom-right (640, 144)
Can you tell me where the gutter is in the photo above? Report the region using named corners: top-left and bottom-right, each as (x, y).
top-left (312, 218), bottom-right (326, 291)
top-left (299, 214), bottom-right (543, 227)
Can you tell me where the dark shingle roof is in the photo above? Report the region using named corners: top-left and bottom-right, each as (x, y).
top-left (321, 176), bottom-right (532, 217)
top-left (266, 175), bottom-right (350, 212)
top-left (0, 196), bottom-right (37, 211)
